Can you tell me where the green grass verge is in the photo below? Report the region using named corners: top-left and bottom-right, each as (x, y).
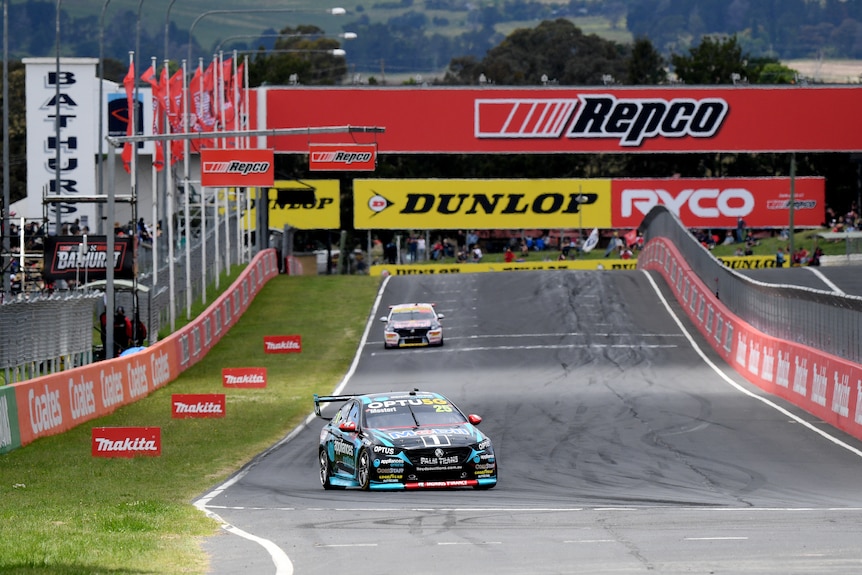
top-left (0, 273), bottom-right (381, 575)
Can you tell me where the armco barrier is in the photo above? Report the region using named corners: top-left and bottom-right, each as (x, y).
top-left (639, 238), bottom-right (862, 441)
top-left (0, 249), bottom-right (279, 454)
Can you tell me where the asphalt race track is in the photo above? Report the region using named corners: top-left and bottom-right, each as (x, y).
top-left (200, 269), bottom-right (862, 575)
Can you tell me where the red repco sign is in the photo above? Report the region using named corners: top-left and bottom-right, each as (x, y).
top-left (476, 95), bottom-right (729, 146)
top-left (309, 143), bottom-right (377, 171)
top-left (171, 394), bottom-right (226, 418)
top-left (222, 367), bottom-right (267, 388)
top-left (263, 335), bottom-right (302, 354)
top-left (91, 427), bottom-right (161, 458)
top-left (201, 148), bottom-right (275, 187)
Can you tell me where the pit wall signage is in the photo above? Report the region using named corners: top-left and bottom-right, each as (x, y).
top-left (354, 177), bottom-right (826, 230)
top-left (7, 250), bottom-right (279, 451)
top-left (200, 148), bottom-right (275, 187)
top-left (639, 238), bottom-right (862, 442)
top-left (261, 86), bottom-right (862, 154)
top-left (243, 180), bottom-right (340, 230)
top-left (309, 143), bottom-right (377, 171)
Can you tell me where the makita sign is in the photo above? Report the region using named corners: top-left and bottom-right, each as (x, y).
top-left (222, 367), bottom-right (267, 388)
top-left (309, 143), bottom-right (377, 171)
top-left (91, 427), bottom-right (161, 457)
top-left (171, 394), bottom-right (225, 418)
top-left (263, 335), bottom-right (302, 354)
top-left (200, 148), bottom-right (275, 186)
top-left (476, 95), bottom-right (729, 146)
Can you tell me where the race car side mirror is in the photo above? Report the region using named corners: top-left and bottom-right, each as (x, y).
top-left (339, 421), bottom-right (357, 432)
top-left (468, 414), bottom-right (482, 425)
top-left (379, 316), bottom-right (388, 322)
top-left (437, 313), bottom-right (445, 320)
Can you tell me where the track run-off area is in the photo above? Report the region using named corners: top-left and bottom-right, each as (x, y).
top-left (198, 269), bottom-right (862, 575)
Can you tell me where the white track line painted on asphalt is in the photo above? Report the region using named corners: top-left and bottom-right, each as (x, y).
top-left (803, 267), bottom-right (846, 294)
top-left (193, 275), bottom-right (394, 575)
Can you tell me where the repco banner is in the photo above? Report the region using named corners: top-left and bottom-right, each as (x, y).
top-left (309, 143), bottom-right (377, 171)
top-left (43, 236), bottom-right (134, 282)
top-left (354, 179), bottom-right (613, 230)
top-left (201, 148), bottom-right (275, 187)
top-left (222, 368), bottom-right (267, 388)
top-left (612, 177), bottom-right (826, 229)
top-left (263, 335), bottom-right (302, 354)
top-left (91, 427), bottom-right (161, 458)
top-left (263, 86), bottom-right (862, 154)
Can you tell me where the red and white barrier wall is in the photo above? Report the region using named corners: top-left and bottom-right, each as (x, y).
top-left (0, 249), bottom-right (279, 452)
top-left (639, 238), bottom-right (862, 441)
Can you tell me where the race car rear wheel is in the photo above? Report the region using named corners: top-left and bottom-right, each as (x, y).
top-left (319, 449), bottom-right (341, 490)
top-left (356, 448), bottom-right (371, 491)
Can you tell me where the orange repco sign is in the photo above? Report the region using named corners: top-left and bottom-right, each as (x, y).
top-left (201, 148), bottom-right (275, 187)
top-left (309, 143), bottom-right (376, 171)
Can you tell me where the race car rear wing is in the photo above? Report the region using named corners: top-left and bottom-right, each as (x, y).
top-left (314, 394), bottom-right (359, 417)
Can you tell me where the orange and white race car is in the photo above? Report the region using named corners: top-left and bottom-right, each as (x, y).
top-left (380, 303), bottom-right (444, 349)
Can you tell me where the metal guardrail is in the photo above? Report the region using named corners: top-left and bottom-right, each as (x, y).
top-left (641, 206), bottom-right (862, 364)
top-left (1, 208), bottom-right (246, 384)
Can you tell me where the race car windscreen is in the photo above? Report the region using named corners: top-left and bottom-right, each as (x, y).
top-left (364, 399), bottom-right (466, 428)
top-left (390, 309), bottom-right (436, 322)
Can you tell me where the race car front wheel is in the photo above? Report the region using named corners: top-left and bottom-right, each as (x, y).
top-left (356, 448), bottom-right (371, 491)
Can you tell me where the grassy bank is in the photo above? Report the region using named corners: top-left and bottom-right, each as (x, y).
top-left (0, 274), bottom-right (381, 575)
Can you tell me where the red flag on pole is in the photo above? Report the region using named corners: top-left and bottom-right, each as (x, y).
top-left (167, 68), bottom-right (185, 164)
top-left (141, 65), bottom-right (165, 170)
top-left (121, 62), bottom-right (135, 173)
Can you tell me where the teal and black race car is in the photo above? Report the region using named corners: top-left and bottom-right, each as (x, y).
top-left (314, 390), bottom-right (497, 490)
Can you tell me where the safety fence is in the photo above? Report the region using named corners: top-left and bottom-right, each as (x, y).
top-left (0, 248), bottom-right (279, 454)
top-left (0, 207), bottom-right (245, 385)
top-left (637, 219), bottom-right (862, 441)
top-left (640, 206), bottom-right (862, 365)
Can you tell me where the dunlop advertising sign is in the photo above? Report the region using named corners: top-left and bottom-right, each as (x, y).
top-left (244, 180), bottom-right (340, 230)
top-left (354, 179), bottom-right (612, 230)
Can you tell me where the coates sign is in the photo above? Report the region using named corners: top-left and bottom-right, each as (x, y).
top-left (264, 335), bottom-right (302, 354)
top-left (171, 394), bottom-right (225, 418)
top-left (201, 148), bottom-right (274, 187)
top-left (91, 427), bottom-right (161, 458)
top-left (309, 143), bottom-right (376, 171)
top-left (262, 86), bottom-right (862, 154)
top-left (612, 177), bottom-right (825, 228)
top-left (222, 368), bottom-right (267, 388)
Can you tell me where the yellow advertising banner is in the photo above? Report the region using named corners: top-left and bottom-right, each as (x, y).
top-left (245, 180), bottom-right (340, 230)
top-left (354, 179), bottom-right (613, 230)
top-left (369, 259), bottom-right (638, 275)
